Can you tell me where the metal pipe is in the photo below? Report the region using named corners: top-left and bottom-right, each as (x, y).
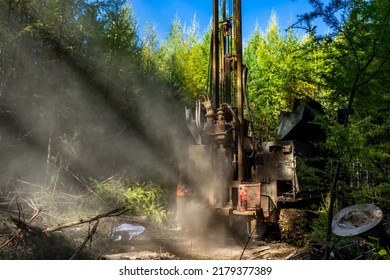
top-left (212, 0), bottom-right (219, 109)
top-left (234, 0), bottom-right (244, 182)
top-left (222, 0), bottom-right (227, 104)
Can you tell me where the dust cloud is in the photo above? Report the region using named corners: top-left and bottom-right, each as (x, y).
top-left (0, 24), bottom-right (191, 218)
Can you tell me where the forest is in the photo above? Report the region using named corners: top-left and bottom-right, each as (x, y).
top-left (0, 0), bottom-right (389, 260)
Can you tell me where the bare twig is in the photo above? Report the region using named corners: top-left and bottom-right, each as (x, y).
top-left (67, 170), bottom-right (111, 207)
top-left (0, 175), bottom-right (44, 190)
top-left (16, 198), bottom-right (25, 222)
top-left (52, 154), bottom-right (62, 195)
top-left (24, 198), bottom-right (42, 213)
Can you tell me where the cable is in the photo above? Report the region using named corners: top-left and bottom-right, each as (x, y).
top-left (239, 221), bottom-right (257, 260)
top-left (242, 66), bottom-right (256, 158)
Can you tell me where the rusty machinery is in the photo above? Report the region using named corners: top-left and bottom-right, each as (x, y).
top-left (184, 0), bottom-right (325, 239)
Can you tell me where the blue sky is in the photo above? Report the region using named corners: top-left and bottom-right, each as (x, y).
top-left (130, 0), bottom-right (321, 42)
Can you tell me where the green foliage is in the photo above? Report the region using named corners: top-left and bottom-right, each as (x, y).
top-left (296, 155), bottom-right (330, 193)
top-left (0, 248), bottom-right (21, 260)
top-left (140, 21), bottom-right (160, 75)
top-left (101, 0), bottom-right (139, 57)
top-left (297, 0), bottom-right (390, 220)
top-left (92, 177), bottom-right (128, 207)
top-left (92, 177), bottom-right (168, 223)
top-left (365, 236), bottom-right (390, 260)
top-left (345, 182), bottom-right (390, 213)
top-left (125, 181), bottom-right (168, 223)
top-left (157, 14), bottom-right (210, 102)
top-left (307, 194), bottom-right (331, 242)
top-left (243, 12), bottom-right (328, 138)
top-left (0, 213), bottom-right (8, 223)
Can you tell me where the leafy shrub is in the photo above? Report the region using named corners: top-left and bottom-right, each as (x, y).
top-left (91, 177), bottom-right (128, 207)
top-left (306, 196), bottom-right (329, 243)
top-left (124, 181), bottom-right (168, 223)
top-left (92, 177), bottom-right (168, 223)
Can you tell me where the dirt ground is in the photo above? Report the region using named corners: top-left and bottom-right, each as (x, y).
top-left (3, 210), bottom-right (390, 260)
top-left (96, 238), bottom-right (300, 260)
top-left (90, 222), bottom-right (303, 260)
top-left (0, 207), bottom-right (304, 260)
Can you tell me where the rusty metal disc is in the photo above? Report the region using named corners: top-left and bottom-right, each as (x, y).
top-left (332, 204), bottom-right (383, 237)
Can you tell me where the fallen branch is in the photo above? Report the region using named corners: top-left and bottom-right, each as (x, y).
top-left (43, 207), bottom-right (130, 233)
top-left (284, 251), bottom-right (298, 260)
top-left (0, 207), bottom-right (42, 250)
top-left (3, 207), bottom-right (132, 249)
top-left (10, 216), bottom-right (42, 234)
top-left (69, 220), bottom-right (99, 260)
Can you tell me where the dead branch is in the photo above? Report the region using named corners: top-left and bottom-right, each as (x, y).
top-left (0, 207), bottom-right (42, 250)
top-left (43, 207), bottom-right (129, 233)
top-left (2, 207), bottom-right (133, 251)
top-left (69, 220), bottom-right (99, 260)
top-left (0, 175), bottom-right (44, 190)
top-left (16, 198), bottom-right (24, 221)
top-left (284, 251), bottom-right (298, 260)
top-left (10, 216), bottom-right (42, 234)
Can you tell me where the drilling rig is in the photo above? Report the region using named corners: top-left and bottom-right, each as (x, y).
top-left (184, 0), bottom-right (325, 240)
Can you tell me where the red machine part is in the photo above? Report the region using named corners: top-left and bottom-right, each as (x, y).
top-left (239, 183), bottom-right (261, 212)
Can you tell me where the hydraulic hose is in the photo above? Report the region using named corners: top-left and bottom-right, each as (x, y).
top-left (195, 92), bottom-right (210, 130)
top-left (242, 66), bottom-right (256, 158)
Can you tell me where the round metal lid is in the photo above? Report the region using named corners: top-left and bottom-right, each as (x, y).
top-left (332, 204), bottom-right (383, 237)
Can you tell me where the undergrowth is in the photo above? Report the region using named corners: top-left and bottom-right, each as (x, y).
top-left (91, 176), bottom-right (169, 224)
